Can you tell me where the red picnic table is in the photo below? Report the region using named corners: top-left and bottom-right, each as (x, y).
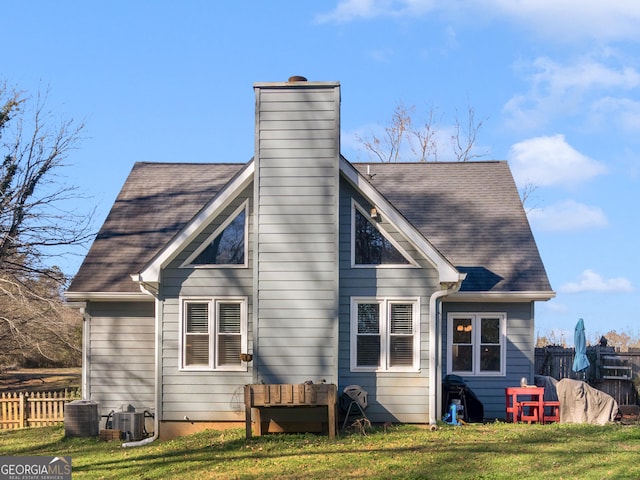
top-left (505, 386), bottom-right (545, 423)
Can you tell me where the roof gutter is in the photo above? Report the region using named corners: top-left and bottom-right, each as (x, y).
top-left (447, 291), bottom-right (556, 302)
top-left (65, 291), bottom-right (151, 302)
top-left (428, 278), bottom-right (464, 427)
top-left (122, 283), bottom-right (162, 448)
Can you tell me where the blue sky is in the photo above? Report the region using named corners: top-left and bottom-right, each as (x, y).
top-left (3, 1), bottom-right (639, 344)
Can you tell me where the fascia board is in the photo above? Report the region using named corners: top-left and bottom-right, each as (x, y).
top-left (64, 291), bottom-right (153, 302)
top-left (446, 291), bottom-right (557, 302)
top-left (135, 161), bottom-right (255, 283)
top-left (339, 157), bottom-right (462, 284)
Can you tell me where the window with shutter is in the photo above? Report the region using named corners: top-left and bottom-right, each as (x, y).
top-left (185, 303), bottom-right (209, 366)
top-left (351, 298), bottom-right (419, 372)
top-left (389, 303), bottom-right (414, 367)
top-left (356, 303), bottom-right (381, 367)
top-left (217, 302), bottom-right (242, 366)
top-left (181, 297), bottom-right (247, 371)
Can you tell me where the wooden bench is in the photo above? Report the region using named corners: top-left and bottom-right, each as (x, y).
top-left (543, 401), bottom-right (560, 423)
top-left (519, 401), bottom-right (541, 423)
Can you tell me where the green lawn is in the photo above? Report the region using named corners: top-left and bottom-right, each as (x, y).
top-left (0, 422), bottom-right (638, 479)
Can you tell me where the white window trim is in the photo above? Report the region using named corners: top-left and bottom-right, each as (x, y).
top-left (350, 199), bottom-right (418, 268)
top-left (179, 296), bottom-right (248, 372)
top-left (181, 200), bottom-right (249, 268)
top-left (446, 312), bottom-right (506, 377)
top-left (350, 297), bottom-right (421, 372)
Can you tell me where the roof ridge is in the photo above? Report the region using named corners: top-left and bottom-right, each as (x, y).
top-left (134, 161), bottom-right (249, 166)
top-left (349, 160), bottom-right (507, 165)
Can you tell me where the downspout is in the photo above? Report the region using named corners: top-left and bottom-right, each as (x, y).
top-left (80, 304), bottom-right (89, 400)
top-left (428, 280), bottom-right (463, 427)
top-left (122, 283), bottom-right (162, 448)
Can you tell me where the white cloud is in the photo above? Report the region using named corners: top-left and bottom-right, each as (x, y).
top-left (488, 1), bottom-right (640, 43)
top-left (526, 56), bottom-right (640, 94)
top-left (590, 97), bottom-right (640, 133)
top-left (508, 135), bottom-right (607, 188)
top-left (527, 200), bottom-right (607, 232)
top-left (315, 0), bottom-right (378, 23)
top-left (316, 1), bottom-right (640, 42)
top-left (560, 269), bottom-right (634, 293)
top-left (315, 0), bottom-right (438, 23)
top-left (503, 55), bottom-right (640, 131)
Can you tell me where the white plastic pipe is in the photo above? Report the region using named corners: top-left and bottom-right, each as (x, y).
top-left (428, 280), bottom-right (462, 426)
top-left (122, 292), bottom-right (162, 448)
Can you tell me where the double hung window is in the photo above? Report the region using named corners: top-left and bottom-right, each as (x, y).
top-left (181, 297), bottom-right (247, 371)
top-left (351, 298), bottom-right (420, 372)
top-left (447, 313), bottom-right (505, 376)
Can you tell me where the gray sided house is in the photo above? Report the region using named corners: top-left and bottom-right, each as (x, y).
top-left (66, 78), bottom-right (554, 438)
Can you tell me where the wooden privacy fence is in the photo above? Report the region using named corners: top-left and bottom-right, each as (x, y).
top-left (0, 390), bottom-right (78, 429)
top-left (535, 346), bottom-right (583, 380)
top-left (535, 346), bottom-right (640, 406)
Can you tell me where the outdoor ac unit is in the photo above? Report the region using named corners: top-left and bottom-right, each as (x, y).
top-left (112, 411), bottom-right (145, 441)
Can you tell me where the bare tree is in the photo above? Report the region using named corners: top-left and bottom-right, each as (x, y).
top-left (0, 83), bottom-right (93, 280)
top-left (0, 270), bottom-right (82, 367)
top-left (0, 82), bottom-right (91, 367)
top-left (355, 102), bottom-right (413, 163)
top-left (519, 182), bottom-right (539, 213)
top-left (598, 330), bottom-right (640, 352)
top-left (410, 104), bottom-right (441, 162)
top-left (451, 103), bottom-right (487, 162)
top-left (354, 101), bottom-right (543, 208)
top-left (355, 101), bottom-right (487, 163)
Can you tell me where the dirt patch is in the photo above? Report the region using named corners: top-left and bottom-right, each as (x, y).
top-left (0, 368), bottom-right (81, 393)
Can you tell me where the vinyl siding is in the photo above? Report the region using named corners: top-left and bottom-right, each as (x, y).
top-left (338, 180), bottom-right (440, 423)
top-left (253, 82), bottom-right (340, 385)
top-left (441, 301), bottom-right (536, 420)
top-left (159, 188), bottom-right (254, 421)
top-left (86, 301), bottom-right (155, 416)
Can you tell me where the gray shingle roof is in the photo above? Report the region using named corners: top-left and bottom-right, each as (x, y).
top-left (68, 162), bottom-right (247, 293)
top-left (68, 160), bottom-right (551, 295)
top-left (352, 161), bottom-right (552, 293)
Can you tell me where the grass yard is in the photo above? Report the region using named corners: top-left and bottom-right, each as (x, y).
top-left (0, 422), bottom-right (638, 479)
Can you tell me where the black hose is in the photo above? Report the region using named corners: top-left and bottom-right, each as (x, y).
top-left (104, 410), bottom-right (115, 429)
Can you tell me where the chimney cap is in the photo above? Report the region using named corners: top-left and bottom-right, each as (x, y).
top-left (288, 75), bottom-right (308, 82)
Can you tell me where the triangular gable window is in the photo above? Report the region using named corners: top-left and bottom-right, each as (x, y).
top-left (353, 202), bottom-right (413, 266)
top-left (185, 202), bottom-right (247, 267)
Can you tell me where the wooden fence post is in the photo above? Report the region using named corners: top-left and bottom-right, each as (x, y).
top-left (19, 392), bottom-right (25, 429)
top-left (0, 389), bottom-right (79, 430)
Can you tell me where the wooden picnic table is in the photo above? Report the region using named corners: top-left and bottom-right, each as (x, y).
top-left (505, 386), bottom-right (545, 423)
